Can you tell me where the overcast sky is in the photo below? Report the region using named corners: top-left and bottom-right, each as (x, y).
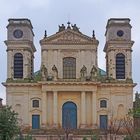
top-left (0, 0), bottom-right (140, 104)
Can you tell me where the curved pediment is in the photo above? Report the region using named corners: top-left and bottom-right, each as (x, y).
top-left (40, 29), bottom-right (99, 45)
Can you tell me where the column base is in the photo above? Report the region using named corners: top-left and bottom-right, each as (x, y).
top-left (41, 123), bottom-right (47, 129)
top-left (52, 123), bottom-right (58, 128)
top-left (91, 124), bottom-right (98, 129)
top-left (80, 124), bottom-right (87, 128)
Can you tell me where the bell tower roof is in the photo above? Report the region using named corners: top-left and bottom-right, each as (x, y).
top-left (105, 18), bottom-right (131, 36)
top-left (7, 18), bottom-right (33, 29)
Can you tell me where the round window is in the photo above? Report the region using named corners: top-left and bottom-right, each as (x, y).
top-left (117, 30), bottom-right (124, 37)
top-left (13, 29), bottom-right (23, 38)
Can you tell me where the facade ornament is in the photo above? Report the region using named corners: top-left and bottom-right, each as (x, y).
top-left (67, 21), bottom-right (71, 29)
top-left (59, 24), bottom-right (65, 32)
top-left (41, 65), bottom-right (48, 81)
top-left (90, 65), bottom-right (97, 81)
top-left (52, 65), bottom-right (58, 81)
top-left (44, 30), bottom-right (47, 38)
top-left (80, 65), bottom-right (87, 81)
top-left (72, 24), bottom-right (80, 32)
top-left (92, 30), bottom-right (95, 39)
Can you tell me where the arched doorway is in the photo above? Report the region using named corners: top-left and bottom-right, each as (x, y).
top-left (62, 101), bottom-right (77, 129)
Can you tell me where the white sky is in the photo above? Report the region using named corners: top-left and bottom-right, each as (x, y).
top-left (0, 0), bottom-right (140, 104)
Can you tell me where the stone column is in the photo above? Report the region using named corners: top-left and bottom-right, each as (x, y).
top-left (80, 91), bottom-right (86, 128)
top-left (92, 91), bottom-right (97, 128)
top-left (53, 91), bottom-right (58, 127)
top-left (42, 91), bottom-right (47, 128)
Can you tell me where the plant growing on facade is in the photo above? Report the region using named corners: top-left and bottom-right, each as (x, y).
top-left (83, 136), bottom-right (88, 140)
top-left (15, 134), bottom-right (36, 140)
top-left (108, 118), bottom-right (124, 140)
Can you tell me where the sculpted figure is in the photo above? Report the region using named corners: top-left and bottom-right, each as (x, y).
top-left (41, 65), bottom-right (48, 81)
top-left (52, 65), bottom-right (58, 81)
top-left (80, 65), bottom-right (87, 81)
top-left (59, 24), bottom-right (65, 32)
top-left (72, 24), bottom-right (80, 32)
top-left (90, 65), bottom-right (97, 81)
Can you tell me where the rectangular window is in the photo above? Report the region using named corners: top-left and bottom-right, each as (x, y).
top-left (32, 100), bottom-right (39, 108)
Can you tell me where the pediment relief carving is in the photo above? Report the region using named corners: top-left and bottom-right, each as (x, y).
top-left (40, 30), bottom-right (98, 45)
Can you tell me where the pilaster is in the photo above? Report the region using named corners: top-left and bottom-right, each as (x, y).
top-left (92, 91), bottom-right (97, 128)
top-left (42, 91), bottom-right (47, 128)
top-left (80, 91), bottom-right (86, 128)
top-left (53, 91), bottom-right (58, 127)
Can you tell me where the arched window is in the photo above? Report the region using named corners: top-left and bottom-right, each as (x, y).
top-left (14, 53), bottom-right (23, 78)
top-left (32, 100), bottom-right (39, 108)
top-left (100, 100), bottom-right (107, 108)
top-left (116, 53), bottom-right (125, 79)
top-left (63, 57), bottom-right (76, 79)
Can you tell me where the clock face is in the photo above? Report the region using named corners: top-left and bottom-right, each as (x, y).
top-left (117, 30), bottom-right (124, 37)
top-left (13, 29), bottom-right (23, 38)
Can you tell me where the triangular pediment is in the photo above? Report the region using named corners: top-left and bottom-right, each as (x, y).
top-left (40, 29), bottom-right (98, 45)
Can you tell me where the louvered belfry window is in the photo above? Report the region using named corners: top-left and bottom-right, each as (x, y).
top-left (116, 53), bottom-right (125, 79)
top-left (14, 53), bottom-right (23, 78)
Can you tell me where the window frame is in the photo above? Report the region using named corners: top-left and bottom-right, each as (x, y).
top-left (100, 100), bottom-right (107, 108)
top-left (63, 57), bottom-right (76, 79)
top-left (116, 53), bottom-right (125, 79)
top-left (14, 53), bottom-right (23, 78)
top-left (32, 100), bottom-right (39, 108)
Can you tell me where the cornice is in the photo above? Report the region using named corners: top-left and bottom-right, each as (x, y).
top-left (2, 81), bottom-right (136, 88)
top-left (100, 83), bottom-right (136, 88)
top-left (4, 40), bottom-right (36, 52)
top-left (2, 82), bottom-right (41, 87)
top-left (104, 40), bottom-right (134, 52)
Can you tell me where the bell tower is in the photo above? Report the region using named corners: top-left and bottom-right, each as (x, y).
top-left (5, 19), bottom-right (36, 80)
top-left (104, 18), bottom-right (134, 80)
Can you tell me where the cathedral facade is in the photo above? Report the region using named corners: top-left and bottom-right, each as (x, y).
top-left (3, 18), bottom-right (136, 130)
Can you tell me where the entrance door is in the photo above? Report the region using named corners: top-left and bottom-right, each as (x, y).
top-left (100, 115), bottom-right (108, 129)
top-left (32, 115), bottom-right (40, 129)
top-left (62, 102), bottom-right (77, 129)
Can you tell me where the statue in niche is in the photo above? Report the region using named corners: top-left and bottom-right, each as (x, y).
top-left (59, 24), bottom-right (65, 32)
top-left (72, 24), bottom-right (80, 32)
top-left (41, 65), bottom-right (48, 81)
top-left (90, 65), bottom-right (98, 81)
top-left (52, 65), bottom-right (58, 81)
top-left (80, 65), bottom-right (87, 81)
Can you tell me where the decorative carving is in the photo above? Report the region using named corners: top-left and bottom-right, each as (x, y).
top-left (44, 30), bottom-right (47, 38)
top-left (67, 21), bottom-right (71, 29)
top-left (41, 30), bottom-right (97, 45)
top-left (72, 24), bottom-right (80, 32)
top-left (52, 65), bottom-right (58, 81)
top-left (90, 65), bottom-right (97, 81)
top-left (41, 65), bottom-right (48, 81)
top-left (92, 30), bottom-right (95, 38)
top-left (80, 65), bottom-right (87, 81)
top-left (58, 24), bottom-right (65, 32)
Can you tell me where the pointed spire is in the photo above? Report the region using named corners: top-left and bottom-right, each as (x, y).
top-left (44, 30), bottom-right (47, 38)
top-left (92, 30), bottom-right (95, 39)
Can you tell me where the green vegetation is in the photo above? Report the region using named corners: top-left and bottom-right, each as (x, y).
top-left (0, 106), bottom-right (19, 140)
top-left (15, 134), bottom-right (35, 140)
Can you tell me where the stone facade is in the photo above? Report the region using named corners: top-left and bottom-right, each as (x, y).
top-left (3, 18), bottom-right (136, 130)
